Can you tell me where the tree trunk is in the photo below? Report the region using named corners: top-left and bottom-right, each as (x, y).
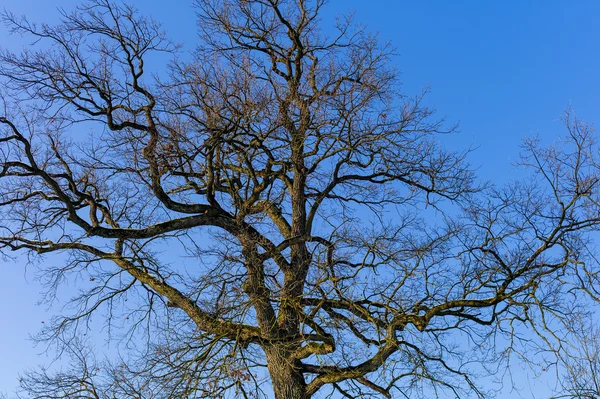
top-left (266, 347), bottom-right (309, 399)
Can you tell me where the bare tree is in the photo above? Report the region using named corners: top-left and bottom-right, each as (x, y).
top-left (549, 317), bottom-right (600, 399)
top-left (1, 1), bottom-right (600, 398)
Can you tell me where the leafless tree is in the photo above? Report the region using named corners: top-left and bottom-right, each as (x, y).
top-left (549, 317), bottom-right (600, 399)
top-left (1, 1), bottom-right (600, 398)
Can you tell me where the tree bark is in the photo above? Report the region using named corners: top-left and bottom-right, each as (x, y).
top-left (265, 347), bottom-right (309, 399)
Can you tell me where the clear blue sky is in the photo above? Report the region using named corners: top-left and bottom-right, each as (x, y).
top-left (1, 0), bottom-right (599, 397)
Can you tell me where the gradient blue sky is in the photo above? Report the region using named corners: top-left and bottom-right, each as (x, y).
top-left (1, 0), bottom-right (599, 397)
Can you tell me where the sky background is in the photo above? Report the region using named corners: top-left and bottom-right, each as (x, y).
top-left (0, 0), bottom-right (599, 397)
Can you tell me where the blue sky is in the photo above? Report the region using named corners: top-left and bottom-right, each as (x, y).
top-left (0, 0), bottom-right (599, 397)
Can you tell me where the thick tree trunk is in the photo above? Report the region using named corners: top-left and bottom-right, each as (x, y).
top-left (266, 347), bottom-right (309, 399)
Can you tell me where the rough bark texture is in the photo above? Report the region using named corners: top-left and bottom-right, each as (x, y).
top-left (266, 347), bottom-right (309, 399)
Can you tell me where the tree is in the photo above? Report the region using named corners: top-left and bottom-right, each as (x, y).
top-left (552, 318), bottom-right (600, 399)
top-left (1, 1), bottom-right (599, 398)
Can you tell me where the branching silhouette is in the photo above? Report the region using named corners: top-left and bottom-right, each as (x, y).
top-left (1, 1), bottom-right (600, 398)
